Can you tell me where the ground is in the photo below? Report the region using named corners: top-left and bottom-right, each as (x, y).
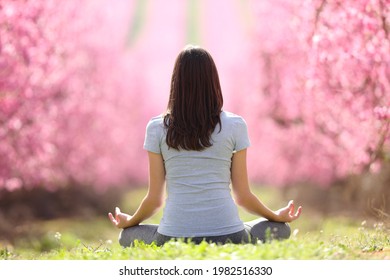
top-left (0, 186), bottom-right (389, 260)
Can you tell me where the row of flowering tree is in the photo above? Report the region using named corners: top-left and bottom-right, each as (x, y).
top-left (232, 0), bottom-right (389, 187)
top-left (0, 0), bottom-right (150, 191)
top-left (0, 0), bottom-right (389, 192)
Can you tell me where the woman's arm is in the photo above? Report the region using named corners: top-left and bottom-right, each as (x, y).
top-left (231, 149), bottom-right (301, 223)
top-left (108, 151), bottom-right (165, 228)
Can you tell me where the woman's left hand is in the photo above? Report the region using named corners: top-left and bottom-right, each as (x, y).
top-left (108, 207), bottom-right (132, 228)
top-left (275, 200), bottom-right (302, 223)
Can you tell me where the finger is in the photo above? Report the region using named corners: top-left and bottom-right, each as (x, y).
top-left (108, 212), bottom-right (118, 226)
top-left (291, 206), bottom-right (302, 221)
top-left (295, 206), bottom-right (302, 218)
top-left (288, 200), bottom-right (295, 215)
top-left (115, 207), bottom-right (121, 217)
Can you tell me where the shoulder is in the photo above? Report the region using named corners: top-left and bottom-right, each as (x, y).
top-left (221, 111), bottom-right (248, 126)
top-left (146, 115), bottom-right (165, 133)
top-left (222, 111), bottom-right (250, 149)
top-left (146, 115), bottom-right (164, 127)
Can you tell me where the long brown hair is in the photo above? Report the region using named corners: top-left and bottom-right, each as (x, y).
top-left (164, 45), bottom-right (223, 151)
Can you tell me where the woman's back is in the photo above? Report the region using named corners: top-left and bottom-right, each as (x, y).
top-left (109, 46), bottom-right (301, 246)
top-left (144, 111), bottom-right (250, 237)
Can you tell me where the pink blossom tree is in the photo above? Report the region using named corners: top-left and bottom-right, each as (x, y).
top-left (242, 0), bottom-right (389, 187)
top-left (0, 0), bottom-right (149, 191)
top-left (1, 0), bottom-right (389, 193)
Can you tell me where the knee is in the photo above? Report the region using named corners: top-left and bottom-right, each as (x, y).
top-left (250, 221), bottom-right (291, 243)
top-left (266, 222), bottom-right (291, 241)
top-left (118, 229), bottom-right (131, 247)
top-left (276, 222), bottom-right (291, 239)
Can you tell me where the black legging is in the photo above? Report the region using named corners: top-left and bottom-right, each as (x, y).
top-left (118, 218), bottom-right (291, 247)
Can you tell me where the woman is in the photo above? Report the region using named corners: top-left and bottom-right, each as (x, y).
top-left (108, 45), bottom-right (302, 246)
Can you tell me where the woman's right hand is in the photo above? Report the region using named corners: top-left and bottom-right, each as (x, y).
top-left (108, 207), bottom-right (132, 229)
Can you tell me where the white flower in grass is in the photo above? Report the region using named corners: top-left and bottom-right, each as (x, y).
top-left (54, 232), bottom-right (62, 241)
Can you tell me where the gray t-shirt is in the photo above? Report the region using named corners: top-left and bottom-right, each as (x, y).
top-left (143, 111), bottom-right (251, 237)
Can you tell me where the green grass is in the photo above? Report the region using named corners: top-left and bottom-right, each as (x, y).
top-left (1, 187), bottom-right (389, 260)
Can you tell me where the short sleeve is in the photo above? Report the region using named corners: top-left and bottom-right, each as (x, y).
top-left (143, 117), bottom-right (163, 154)
top-left (233, 117), bottom-right (251, 152)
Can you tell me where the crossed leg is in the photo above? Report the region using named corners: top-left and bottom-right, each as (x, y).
top-left (118, 219), bottom-right (291, 247)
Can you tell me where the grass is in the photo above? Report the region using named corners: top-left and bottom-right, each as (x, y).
top-left (0, 187), bottom-right (389, 260)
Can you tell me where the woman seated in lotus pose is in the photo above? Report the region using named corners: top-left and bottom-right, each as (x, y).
top-left (108, 45), bottom-right (302, 246)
